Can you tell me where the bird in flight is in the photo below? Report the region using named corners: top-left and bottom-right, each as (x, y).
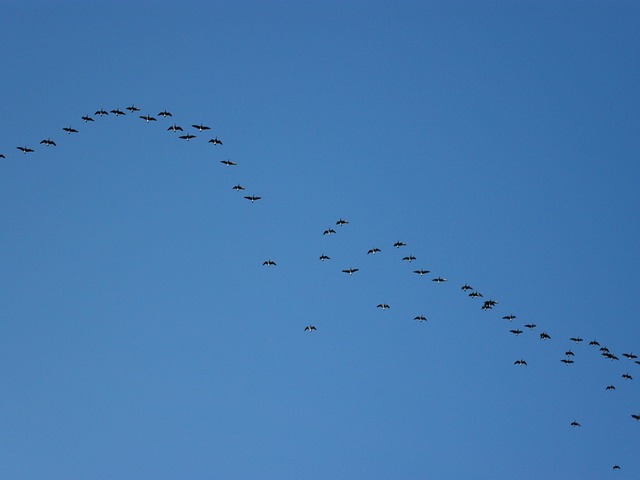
top-left (304, 325), bottom-right (317, 332)
top-left (192, 123), bottom-right (211, 131)
top-left (510, 329), bottom-right (523, 336)
top-left (461, 284), bottom-right (473, 291)
top-left (367, 248), bottom-right (381, 255)
top-left (139, 114), bottom-right (157, 123)
top-left (622, 353), bottom-right (638, 360)
top-left (589, 340), bottom-right (600, 347)
top-left (179, 133), bottom-right (196, 141)
top-left (565, 350), bottom-right (574, 357)
top-left (622, 373), bottom-right (633, 380)
top-left (613, 465), bottom-right (621, 470)
top-left (110, 108), bottom-right (125, 116)
top-left (220, 160), bottom-right (236, 167)
top-left (244, 195), bottom-right (261, 203)
top-left (262, 259), bottom-right (276, 267)
top-left (393, 241), bottom-right (407, 248)
top-left (469, 291), bottom-right (483, 298)
top-left (126, 104), bottom-right (140, 112)
top-left (17, 146), bottom-right (34, 154)
top-left (570, 420), bottom-right (581, 427)
top-left (540, 332), bottom-right (551, 340)
top-left (631, 414), bottom-right (640, 421)
top-left (606, 385), bottom-right (616, 391)
top-left (158, 110), bottom-right (172, 117)
top-left (0, 154), bottom-right (5, 158)
top-left (514, 359), bottom-right (527, 366)
top-left (208, 137), bottom-right (223, 145)
top-left (413, 269), bottom-right (430, 276)
top-left (402, 255), bottom-right (416, 262)
top-left (432, 277), bottom-right (447, 283)
top-left (95, 109), bottom-right (108, 116)
top-left (561, 359), bottom-right (574, 365)
top-left (319, 254), bottom-right (330, 261)
top-left (63, 126), bottom-right (78, 134)
top-left (323, 228), bottom-right (336, 235)
top-left (414, 315), bottom-right (427, 322)
top-left (570, 337), bottom-right (583, 344)
top-left (524, 323), bottom-right (536, 330)
top-left (232, 185), bottom-right (245, 191)
top-left (342, 268), bottom-right (359, 275)
top-left (40, 138), bottom-right (56, 146)
top-left (81, 115), bottom-right (94, 122)
top-left (167, 124), bottom-right (183, 132)
top-left (503, 314), bottom-right (516, 321)
top-left (376, 303), bottom-right (390, 309)
top-left (335, 218), bottom-right (349, 226)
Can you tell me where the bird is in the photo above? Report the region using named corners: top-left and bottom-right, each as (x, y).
top-left (565, 350), bottom-right (574, 357)
top-left (570, 420), bottom-right (581, 427)
top-left (524, 323), bottom-right (537, 330)
top-left (208, 137), bottom-right (223, 145)
top-left (81, 115), bottom-right (94, 122)
top-left (0, 154), bottom-right (5, 158)
top-left (110, 108), bottom-right (125, 116)
top-left (262, 259), bottom-right (276, 267)
top-left (561, 359), bottom-right (574, 365)
top-left (402, 255), bottom-right (416, 262)
top-left (485, 299), bottom-right (499, 306)
top-left (244, 195), bottom-right (261, 203)
top-left (622, 373), bottom-right (633, 380)
top-left (600, 346), bottom-right (610, 353)
top-left (94, 109), bottom-right (108, 116)
top-left (126, 104), bottom-right (140, 112)
top-left (540, 332), bottom-right (551, 340)
top-left (570, 337), bottom-right (583, 344)
top-left (510, 329), bottom-right (523, 336)
top-left (167, 124), bottom-right (183, 132)
top-left (613, 465), bottom-right (621, 470)
top-left (17, 146), bottom-right (34, 154)
top-left (631, 414), bottom-right (640, 421)
top-left (503, 314), bottom-right (516, 321)
top-left (603, 353), bottom-right (620, 361)
top-left (179, 133), bottom-right (196, 141)
top-left (304, 325), bottom-right (317, 332)
top-left (514, 359), bottom-right (527, 366)
top-left (377, 304), bottom-right (390, 310)
top-left (323, 228), bottom-right (336, 235)
top-left (158, 110), bottom-right (172, 117)
top-left (393, 241), bottom-right (407, 248)
top-left (342, 268), bottom-right (359, 275)
top-left (606, 385), bottom-right (616, 391)
top-left (220, 160), bottom-right (237, 166)
top-left (469, 291), bottom-right (483, 298)
top-left (414, 315), bottom-right (427, 322)
top-left (432, 277), bottom-right (447, 283)
top-left (232, 185), bottom-right (245, 191)
top-left (319, 254), bottom-right (330, 261)
top-left (336, 218), bottom-right (349, 226)
top-left (367, 248), bottom-right (381, 255)
top-left (622, 353), bottom-right (638, 360)
top-left (139, 114), bottom-right (157, 122)
top-left (413, 269), bottom-right (430, 276)
top-left (40, 138), bottom-right (56, 146)
top-left (481, 304), bottom-right (493, 311)
top-left (192, 123), bottom-right (211, 131)
top-left (589, 340), bottom-right (601, 347)
top-left (461, 284), bottom-right (473, 291)
top-left (63, 126), bottom-right (78, 134)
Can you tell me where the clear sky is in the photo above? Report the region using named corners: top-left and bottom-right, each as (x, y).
top-left (1, 1), bottom-right (639, 479)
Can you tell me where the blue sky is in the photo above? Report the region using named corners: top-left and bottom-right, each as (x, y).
top-left (1, 1), bottom-right (639, 478)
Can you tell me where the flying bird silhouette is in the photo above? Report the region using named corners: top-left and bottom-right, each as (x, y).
top-left (606, 385), bottom-right (616, 391)
top-left (179, 133), bottom-right (196, 141)
top-left (167, 124), bottom-right (183, 132)
top-left (461, 284), bottom-right (473, 291)
top-left (540, 332), bottom-right (551, 340)
top-left (393, 241), bottom-right (407, 248)
top-left (377, 304), bottom-right (390, 310)
top-left (262, 260), bottom-right (276, 267)
top-left (561, 359), bottom-right (574, 365)
top-left (323, 228), bottom-right (336, 235)
top-left (110, 109), bottom-right (125, 116)
top-left (232, 185), bottom-right (245, 191)
top-left (40, 138), bottom-right (56, 146)
top-left (244, 195), bottom-right (261, 203)
top-left (126, 104), bottom-right (140, 112)
top-left (514, 359), bottom-right (527, 366)
top-left (304, 325), bottom-right (317, 332)
top-left (319, 254), bottom-right (330, 261)
top-left (63, 126), bottom-right (78, 134)
top-left (432, 277), bottom-right (447, 283)
top-left (570, 420), bottom-right (581, 427)
top-left (622, 373), bottom-right (633, 380)
top-left (367, 248), bottom-right (381, 255)
top-left (342, 268), bottom-right (359, 275)
top-left (631, 414), bottom-right (640, 421)
top-left (622, 353), bottom-right (638, 360)
top-left (139, 114), bottom-right (157, 122)
top-left (81, 115), bottom-right (94, 122)
top-left (510, 329), bottom-right (523, 336)
top-left (158, 110), bottom-right (172, 117)
top-left (413, 269), bottom-right (430, 276)
top-left (208, 137), bottom-right (223, 145)
top-left (570, 337), bottom-right (583, 344)
top-left (524, 323), bottom-right (537, 330)
top-left (503, 314), bottom-right (516, 321)
top-left (402, 255), bottom-right (416, 262)
top-left (94, 109), bottom-right (108, 116)
top-left (17, 146), bottom-right (34, 154)
top-left (468, 291), bottom-right (483, 298)
top-left (220, 160), bottom-right (236, 166)
top-left (589, 340), bottom-right (601, 347)
top-left (192, 123), bottom-right (211, 131)
top-left (414, 315), bottom-right (427, 322)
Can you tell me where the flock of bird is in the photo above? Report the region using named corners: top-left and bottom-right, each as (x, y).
top-left (2, 103), bottom-right (638, 475)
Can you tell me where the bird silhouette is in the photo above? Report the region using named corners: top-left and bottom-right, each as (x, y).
top-left (561, 359), bottom-right (574, 365)
top-left (17, 146), bottom-right (34, 154)
top-left (589, 340), bottom-right (600, 347)
top-left (110, 109), bottom-right (125, 116)
top-left (342, 268), bottom-right (359, 275)
top-left (606, 385), bottom-right (616, 391)
top-left (461, 284), bottom-right (473, 291)
top-left (40, 138), bottom-right (56, 146)
top-left (469, 291), bottom-right (483, 298)
top-left (244, 195), bottom-right (261, 203)
top-left (81, 115), bottom-right (94, 122)
top-left (524, 323), bottom-right (537, 330)
top-left (510, 329), bottom-right (523, 336)
top-left (319, 254), bottom-right (330, 261)
top-left (158, 110), bottom-right (172, 117)
top-left (167, 124), bottom-right (183, 132)
top-left (232, 185), bottom-right (245, 191)
top-left (540, 332), bottom-right (551, 340)
top-left (336, 218), bottom-right (349, 226)
top-left (393, 241), bottom-right (407, 248)
top-left (570, 337), bottom-right (583, 344)
top-left (632, 414), bottom-right (640, 421)
top-left (570, 420), bottom-right (581, 427)
top-left (63, 127), bottom-right (78, 134)
top-left (413, 269), bottom-right (430, 276)
top-left (622, 373), bottom-right (633, 380)
top-left (514, 359), bottom-right (527, 366)
top-left (367, 248), bottom-right (381, 255)
top-left (179, 133), bottom-right (196, 141)
top-left (414, 315), bottom-right (427, 322)
top-left (622, 353), bottom-right (638, 360)
top-left (94, 109), bottom-right (108, 116)
top-left (377, 304), bottom-right (390, 309)
top-left (192, 123), bottom-right (210, 131)
top-left (139, 114), bottom-right (157, 122)
top-left (262, 260), bottom-right (276, 267)
top-left (565, 350), bottom-right (574, 357)
top-left (304, 325), bottom-right (317, 332)
top-left (323, 228), bottom-right (336, 235)
top-left (432, 277), bottom-right (447, 283)
top-left (503, 314), bottom-right (516, 321)
top-left (126, 105), bottom-right (140, 112)
top-left (402, 255), bottom-right (416, 262)
top-left (220, 160), bottom-right (236, 166)
top-left (208, 137), bottom-right (223, 145)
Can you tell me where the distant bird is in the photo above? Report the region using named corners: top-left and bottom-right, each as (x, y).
top-left (606, 385), bottom-right (616, 391)
top-left (179, 133), bottom-right (196, 141)
top-left (262, 259), bottom-right (276, 267)
top-left (503, 314), bottom-right (516, 321)
top-left (636, 360), bottom-right (640, 365)
top-left (304, 325), bottom-right (317, 332)
top-left (323, 228), bottom-right (336, 235)
top-left (589, 340), bottom-right (600, 347)
top-left (17, 146), bottom-right (34, 154)
top-left (0, 154), bottom-right (5, 158)
top-left (342, 268), bottom-right (359, 275)
top-left (514, 359), bottom-right (527, 366)
top-left (110, 108), bottom-right (125, 116)
top-left (603, 353), bottom-right (620, 361)
top-left (126, 104), bottom-right (140, 112)
top-left (570, 337), bottom-right (583, 344)
top-left (485, 299), bottom-right (499, 306)
top-left (461, 284), bottom-right (473, 291)
top-left (402, 255), bottom-right (416, 262)
top-left (40, 138), bottom-right (56, 146)
top-left (469, 291), bottom-right (483, 298)
top-left (208, 137), bottom-right (223, 145)
top-left (570, 420), bottom-right (581, 427)
top-left (622, 373), bottom-right (633, 380)
top-left (139, 114), bottom-right (157, 122)
top-left (232, 185), bottom-right (245, 191)
top-left (158, 110), bottom-right (172, 117)
top-left (631, 414), bottom-right (640, 421)
top-left (319, 254), bottom-right (330, 261)
top-left (613, 465), bottom-right (621, 470)
top-left (192, 123), bottom-right (211, 131)
top-left (377, 304), bottom-right (390, 310)
top-left (414, 315), bottom-right (427, 322)
top-left (63, 126), bottom-right (78, 134)
top-left (600, 346), bottom-right (610, 353)
top-left (622, 353), bottom-right (638, 360)
top-left (561, 359), bottom-right (574, 365)
top-left (393, 241), bottom-right (407, 248)
top-left (81, 115), bottom-right (94, 122)
top-left (336, 218), bottom-right (349, 226)
top-left (510, 329), bottom-right (523, 336)
top-left (244, 195), bottom-right (261, 203)
top-left (413, 269), bottom-right (430, 276)
top-left (481, 304), bottom-right (493, 311)
top-left (540, 332), bottom-right (551, 340)
top-left (167, 124), bottom-right (183, 132)
top-left (524, 323), bottom-right (537, 330)
top-left (432, 277), bottom-right (447, 283)
top-left (367, 248), bottom-right (381, 255)
top-left (220, 160), bottom-right (236, 166)
top-left (565, 350), bottom-right (574, 357)
top-left (94, 109), bottom-right (108, 116)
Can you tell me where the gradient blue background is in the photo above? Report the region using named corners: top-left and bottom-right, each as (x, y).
top-left (1, 1), bottom-right (639, 478)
